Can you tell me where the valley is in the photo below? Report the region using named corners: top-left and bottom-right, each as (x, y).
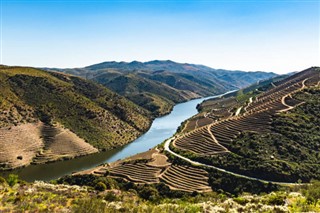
top-left (0, 65), bottom-right (319, 212)
top-left (2, 1), bottom-right (319, 211)
top-left (0, 61), bottom-right (273, 172)
top-left (0, 93), bottom-right (224, 181)
top-left (51, 67), bottom-right (319, 197)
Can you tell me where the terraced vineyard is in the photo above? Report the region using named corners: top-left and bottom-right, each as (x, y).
top-left (182, 116), bottom-right (213, 133)
top-left (109, 163), bottom-right (162, 184)
top-left (74, 67), bottom-right (319, 192)
top-left (173, 68), bottom-right (319, 156)
top-left (77, 149), bottom-right (212, 192)
top-left (174, 127), bottom-right (228, 155)
top-left (199, 97), bottom-right (240, 121)
top-left (168, 68), bottom-right (320, 182)
top-left (159, 165), bottom-right (212, 192)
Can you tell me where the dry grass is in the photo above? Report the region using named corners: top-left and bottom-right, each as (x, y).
top-left (0, 122), bottom-right (43, 169)
top-left (0, 122), bottom-right (98, 170)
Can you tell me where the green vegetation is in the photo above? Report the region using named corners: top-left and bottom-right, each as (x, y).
top-left (0, 66), bottom-right (152, 150)
top-left (175, 87), bottom-right (320, 183)
top-left (303, 180), bottom-right (320, 204)
top-left (46, 60), bottom-right (276, 116)
top-left (1, 174), bottom-right (319, 212)
top-left (6, 174), bottom-right (19, 187)
top-left (176, 66), bottom-right (320, 184)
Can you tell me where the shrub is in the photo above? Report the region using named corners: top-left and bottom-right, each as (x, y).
top-left (104, 170), bottom-right (110, 176)
top-left (73, 198), bottom-right (106, 213)
top-left (139, 186), bottom-right (159, 201)
top-left (0, 176), bottom-right (6, 185)
top-left (304, 180), bottom-right (320, 204)
top-left (266, 192), bottom-right (286, 205)
top-left (7, 174), bottom-right (19, 187)
top-left (105, 192), bottom-right (118, 201)
top-left (234, 197), bottom-right (248, 205)
top-left (95, 182), bottom-right (107, 191)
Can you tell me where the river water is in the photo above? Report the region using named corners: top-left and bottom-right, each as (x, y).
top-left (1, 92), bottom-right (231, 182)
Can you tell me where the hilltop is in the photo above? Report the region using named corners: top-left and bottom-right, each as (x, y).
top-left (0, 66), bottom-right (151, 170)
top-left (45, 60), bottom-right (277, 116)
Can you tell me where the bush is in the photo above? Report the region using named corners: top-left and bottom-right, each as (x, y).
top-left (266, 192), bottom-right (286, 205)
top-left (304, 180), bottom-right (320, 204)
top-left (234, 197), bottom-right (248, 205)
top-left (95, 182), bottom-right (107, 191)
top-left (73, 198), bottom-right (107, 213)
top-left (0, 176), bottom-right (6, 185)
top-left (7, 174), bottom-right (19, 187)
top-left (104, 170), bottom-right (110, 176)
top-left (139, 186), bottom-right (159, 201)
top-left (105, 192), bottom-right (118, 201)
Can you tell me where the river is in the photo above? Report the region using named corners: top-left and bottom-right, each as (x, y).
top-left (0, 91), bottom-right (232, 182)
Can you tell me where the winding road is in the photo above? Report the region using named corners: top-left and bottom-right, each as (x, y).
top-left (164, 76), bottom-right (320, 186)
top-left (164, 137), bottom-right (301, 186)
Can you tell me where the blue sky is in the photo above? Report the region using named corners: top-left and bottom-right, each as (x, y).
top-left (0, 0), bottom-right (319, 74)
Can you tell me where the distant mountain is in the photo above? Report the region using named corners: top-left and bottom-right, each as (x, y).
top-left (0, 65), bottom-right (151, 170)
top-left (44, 60), bottom-right (277, 116)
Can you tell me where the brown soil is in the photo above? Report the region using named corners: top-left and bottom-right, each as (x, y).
top-left (0, 122), bottom-right (43, 169)
top-left (33, 123), bottom-right (98, 164)
top-left (0, 122), bottom-right (98, 170)
top-left (146, 153), bottom-right (171, 168)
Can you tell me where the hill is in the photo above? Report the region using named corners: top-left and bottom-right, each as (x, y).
top-left (0, 66), bottom-right (152, 170)
top-left (1, 67), bottom-right (319, 213)
top-left (45, 60), bottom-right (277, 116)
top-left (171, 67), bottom-right (320, 183)
top-left (67, 67), bottom-right (320, 197)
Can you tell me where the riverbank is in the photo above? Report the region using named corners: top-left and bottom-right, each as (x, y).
top-left (0, 92), bottom-right (231, 182)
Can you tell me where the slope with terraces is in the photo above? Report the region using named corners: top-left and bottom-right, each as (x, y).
top-left (32, 124), bottom-right (98, 164)
top-left (0, 66), bottom-right (152, 170)
top-left (74, 148), bottom-right (212, 193)
top-left (72, 67), bottom-right (319, 193)
top-left (171, 67), bottom-right (320, 182)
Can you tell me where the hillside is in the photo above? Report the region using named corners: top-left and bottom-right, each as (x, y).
top-left (45, 60), bottom-right (276, 116)
top-left (0, 66), bottom-right (152, 170)
top-left (65, 67), bottom-right (318, 191)
top-left (63, 67), bottom-right (320, 197)
top-left (171, 67), bottom-right (320, 183)
top-left (31, 67), bottom-right (318, 197)
top-left (1, 67), bottom-right (319, 213)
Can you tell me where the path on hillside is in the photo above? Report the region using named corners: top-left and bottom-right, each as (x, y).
top-left (164, 137), bottom-right (301, 186)
top-left (279, 78), bottom-right (307, 112)
top-left (235, 107), bottom-right (242, 116)
top-left (164, 76), bottom-right (320, 186)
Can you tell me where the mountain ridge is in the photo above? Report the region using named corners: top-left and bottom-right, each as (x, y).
top-left (44, 60), bottom-right (277, 116)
